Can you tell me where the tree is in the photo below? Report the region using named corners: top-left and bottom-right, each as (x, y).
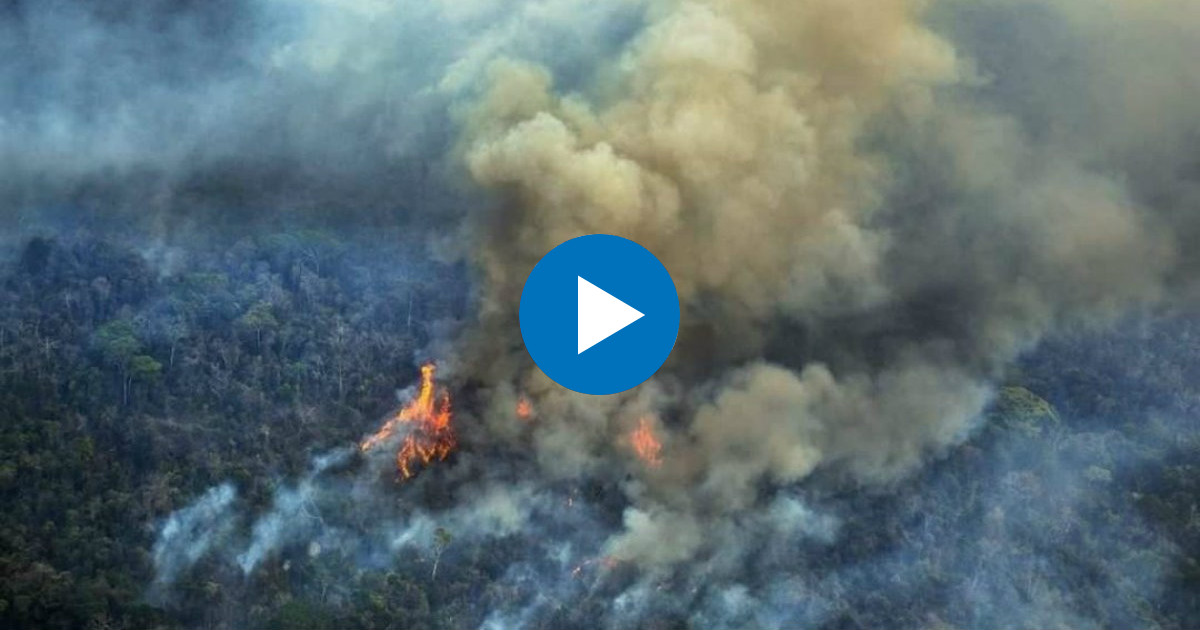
top-left (129, 355), bottom-right (162, 381)
top-left (237, 301), bottom-right (279, 352)
top-left (128, 354), bottom-right (162, 404)
top-left (93, 319), bottom-right (142, 405)
top-left (432, 527), bottom-right (453, 580)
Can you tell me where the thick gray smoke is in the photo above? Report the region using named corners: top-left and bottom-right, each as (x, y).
top-left (454, 0), bottom-right (1195, 572)
top-left (12, 0), bottom-right (1197, 625)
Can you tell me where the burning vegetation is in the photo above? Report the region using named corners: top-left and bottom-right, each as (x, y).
top-left (571, 556), bottom-right (618, 579)
top-left (360, 364), bottom-right (456, 479)
top-left (630, 416), bottom-right (663, 468)
top-left (516, 395), bottom-right (534, 422)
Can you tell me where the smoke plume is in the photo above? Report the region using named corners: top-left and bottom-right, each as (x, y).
top-left (452, 0), bottom-right (1192, 577)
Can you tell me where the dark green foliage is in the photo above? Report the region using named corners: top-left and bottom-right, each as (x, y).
top-left (0, 233), bottom-right (456, 629)
top-left (95, 318), bottom-right (143, 366)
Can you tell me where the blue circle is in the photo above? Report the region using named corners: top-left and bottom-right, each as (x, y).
top-left (520, 234), bottom-right (680, 395)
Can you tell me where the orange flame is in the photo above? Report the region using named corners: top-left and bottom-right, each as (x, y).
top-left (516, 395), bottom-right (534, 422)
top-left (630, 416), bottom-right (663, 468)
top-left (360, 364), bottom-right (456, 479)
top-left (571, 556), bottom-right (618, 578)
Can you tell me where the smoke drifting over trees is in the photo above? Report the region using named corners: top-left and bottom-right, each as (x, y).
top-left (2, 0), bottom-right (1199, 627)
top-left (455, 0), bottom-right (1199, 589)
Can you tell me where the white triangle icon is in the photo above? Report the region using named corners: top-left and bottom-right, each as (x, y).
top-left (578, 276), bottom-right (644, 354)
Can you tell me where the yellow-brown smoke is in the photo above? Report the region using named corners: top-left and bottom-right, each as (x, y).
top-left (453, 0), bottom-right (1182, 568)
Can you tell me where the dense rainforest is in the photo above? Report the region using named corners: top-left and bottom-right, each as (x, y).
top-left (0, 232), bottom-right (1197, 629)
top-left (0, 231), bottom-right (464, 628)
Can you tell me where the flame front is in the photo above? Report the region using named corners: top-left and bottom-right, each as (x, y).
top-left (630, 416), bottom-right (663, 468)
top-left (571, 556), bottom-right (618, 578)
top-left (360, 364), bottom-right (456, 479)
top-left (516, 395), bottom-right (534, 422)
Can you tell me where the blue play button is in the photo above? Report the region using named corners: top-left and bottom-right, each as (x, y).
top-left (519, 234), bottom-right (680, 395)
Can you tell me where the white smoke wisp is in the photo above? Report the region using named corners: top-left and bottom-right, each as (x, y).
top-left (150, 483), bottom-right (237, 592)
top-left (152, 446), bottom-right (579, 587)
top-left (236, 449), bottom-right (353, 574)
